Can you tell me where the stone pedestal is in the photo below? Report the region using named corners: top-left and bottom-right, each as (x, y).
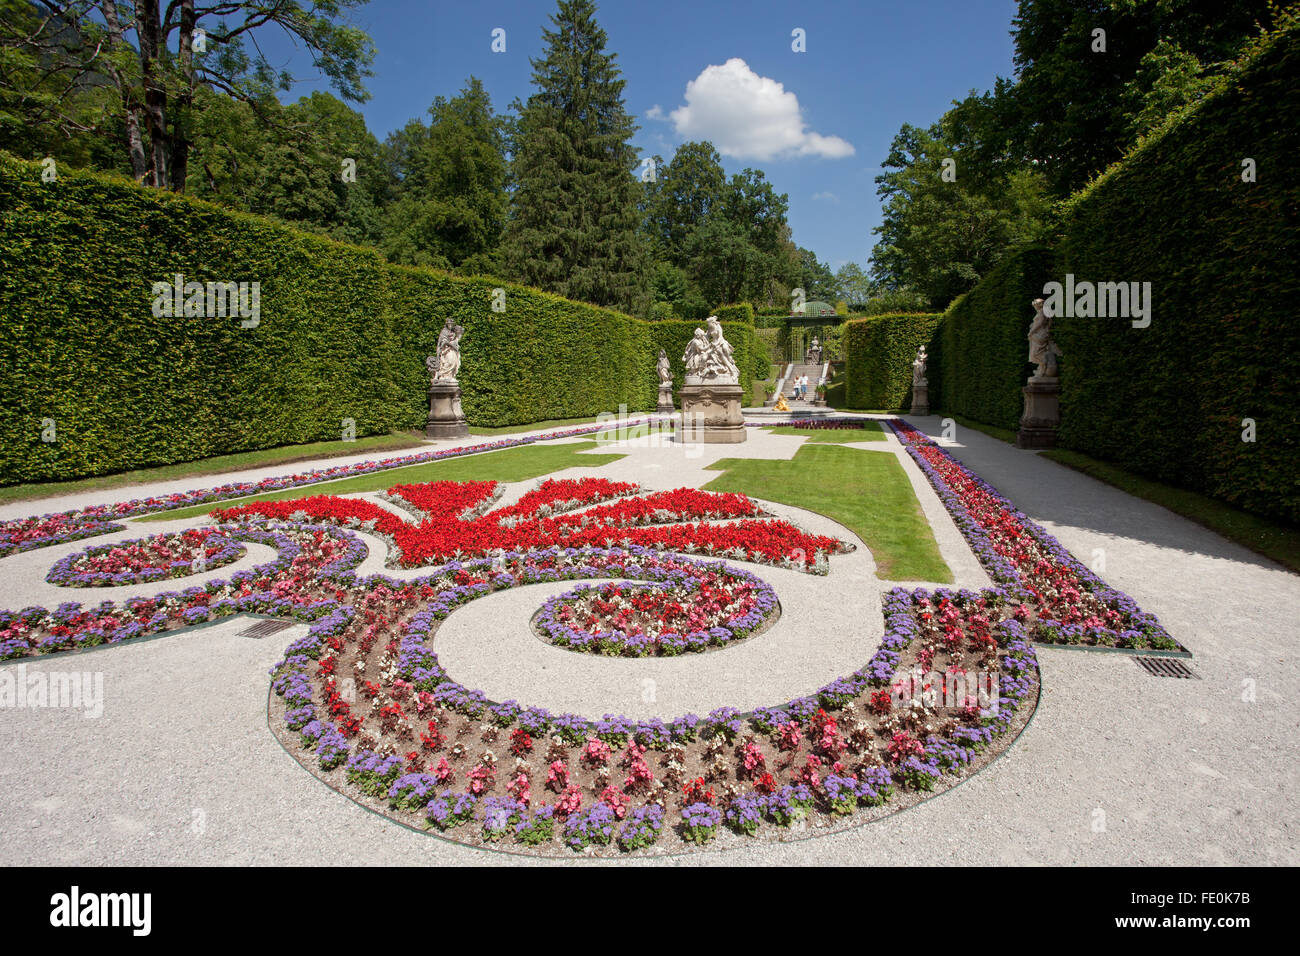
top-left (657, 384), bottom-right (675, 413)
top-left (426, 381), bottom-right (469, 439)
top-left (910, 383), bottom-right (929, 416)
top-left (1016, 377), bottom-right (1060, 449)
top-left (678, 382), bottom-right (747, 443)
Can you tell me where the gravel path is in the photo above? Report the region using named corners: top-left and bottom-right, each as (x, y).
top-left (1, 417), bottom-right (1294, 865)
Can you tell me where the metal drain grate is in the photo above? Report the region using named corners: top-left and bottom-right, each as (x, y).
top-left (238, 619), bottom-right (294, 640)
top-left (1134, 656), bottom-right (1199, 679)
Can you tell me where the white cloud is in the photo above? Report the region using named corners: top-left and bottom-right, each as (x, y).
top-left (811, 191), bottom-right (839, 202)
top-left (645, 104), bottom-right (664, 120)
top-left (664, 58), bottom-right (854, 161)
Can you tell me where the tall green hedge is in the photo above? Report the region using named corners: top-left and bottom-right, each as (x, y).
top-left (0, 154), bottom-right (756, 485)
top-left (928, 246), bottom-right (1054, 429)
top-left (1049, 23), bottom-right (1300, 523)
top-left (842, 312), bottom-right (941, 410)
top-left (714, 303), bottom-right (754, 324)
top-left (837, 21), bottom-right (1299, 524)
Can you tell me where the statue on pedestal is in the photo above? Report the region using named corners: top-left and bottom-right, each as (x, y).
top-left (1018, 297), bottom-right (1062, 449)
top-left (910, 344), bottom-right (930, 415)
top-left (678, 316), bottom-right (746, 442)
top-left (807, 336), bottom-right (823, 365)
top-left (656, 348), bottom-right (674, 412)
top-left (426, 317), bottom-right (469, 439)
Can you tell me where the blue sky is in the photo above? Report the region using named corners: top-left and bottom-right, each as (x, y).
top-left (259, 0), bottom-right (1020, 271)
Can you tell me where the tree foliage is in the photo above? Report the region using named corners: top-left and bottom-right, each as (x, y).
top-left (501, 0), bottom-right (648, 312)
top-left (0, 0), bottom-right (376, 190)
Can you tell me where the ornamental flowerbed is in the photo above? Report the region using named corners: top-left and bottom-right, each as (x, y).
top-left (0, 413), bottom-right (1195, 854)
top-left (533, 564), bottom-right (778, 657)
top-left (888, 419), bottom-right (1182, 651)
top-left (1, 479), bottom-right (1041, 855)
top-left (214, 476), bottom-right (850, 574)
top-left (46, 528), bottom-right (246, 587)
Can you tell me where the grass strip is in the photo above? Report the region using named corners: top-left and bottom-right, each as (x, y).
top-left (0, 433), bottom-right (427, 507)
top-left (703, 443), bottom-right (952, 582)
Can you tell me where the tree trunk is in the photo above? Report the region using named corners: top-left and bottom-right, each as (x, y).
top-left (136, 0), bottom-right (170, 188)
top-left (99, 0), bottom-right (150, 182)
top-left (171, 0), bottom-right (197, 192)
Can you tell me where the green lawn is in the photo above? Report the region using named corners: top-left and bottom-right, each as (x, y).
top-left (703, 443), bottom-right (952, 582)
top-left (763, 421), bottom-right (885, 443)
top-left (0, 432), bottom-right (428, 507)
top-left (1040, 448), bottom-right (1300, 574)
top-left (137, 441), bottom-right (624, 522)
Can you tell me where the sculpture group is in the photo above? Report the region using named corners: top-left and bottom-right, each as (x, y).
top-left (683, 315), bottom-right (740, 384)
top-left (678, 316), bottom-right (746, 443)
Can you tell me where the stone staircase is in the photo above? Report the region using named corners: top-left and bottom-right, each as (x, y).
top-left (782, 363), bottom-right (825, 407)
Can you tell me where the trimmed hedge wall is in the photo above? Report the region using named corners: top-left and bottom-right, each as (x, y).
top-left (714, 302), bottom-right (754, 324)
top-left (842, 312), bottom-right (941, 410)
top-left (838, 21), bottom-right (1299, 523)
top-left (0, 154), bottom-right (756, 485)
top-left (928, 246), bottom-right (1054, 429)
top-left (1049, 24), bottom-right (1300, 523)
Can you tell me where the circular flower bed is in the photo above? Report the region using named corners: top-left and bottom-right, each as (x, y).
top-left (46, 527), bottom-right (246, 587)
top-left (532, 565), bottom-right (778, 656)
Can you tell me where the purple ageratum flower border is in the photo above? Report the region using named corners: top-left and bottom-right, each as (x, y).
top-left (886, 419), bottom-right (1181, 651)
top-left (0, 524), bottom-right (369, 660)
top-left (0, 418), bottom-right (666, 558)
top-left (45, 528), bottom-right (247, 588)
top-left (532, 564), bottom-right (778, 657)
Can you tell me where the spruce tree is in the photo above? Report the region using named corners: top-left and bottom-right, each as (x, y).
top-left (503, 0), bottom-right (648, 312)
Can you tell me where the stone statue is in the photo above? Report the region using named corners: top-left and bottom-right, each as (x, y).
top-left (912, 345), bottom-right (928, 386)
top-left (808, 336), bottom-right (822, 365)
top-left (704, 316), bottom-right (738, 381)
top-left (434, 317), bottom-right (464, 383)
top-left (1027, 297), bottom-right (1061, 380)
top-left (682, 328), bottom-right (711, 379)
top-left (683, 315), bottom-right (739, 384)
top-left (656, 348), bottom-right (672, 387)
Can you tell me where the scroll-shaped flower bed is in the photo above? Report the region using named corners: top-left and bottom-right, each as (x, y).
top-left (532, 564), bottom-right (779, 657)
top-left (0, 431), bottom-right (1189, 855)
top-left (46, 527), bottom-right (246, 587)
